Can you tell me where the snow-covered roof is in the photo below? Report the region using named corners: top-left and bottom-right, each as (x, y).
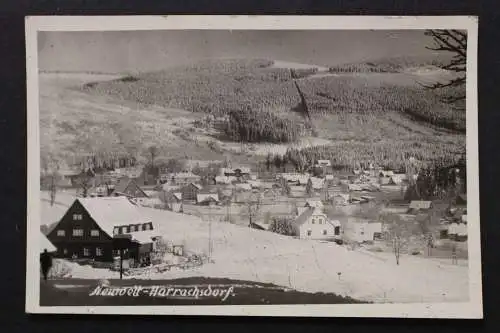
top-left (112, 178), bottom-right (148, 197)
top-left (235, 183), bottom-right (252, 191)
top-left (77, 197), bottom-right (151, 236)
top-left (196, 193), bottom-right (219, 203)
top-left (379, 170), bottom-right (395, 177)
top-left (188, 183), bottom-right (203, 190)
top-left (128, 230), bottom-right (161, 245)
top-left (58, 169), bottom-right (81, 177)
top-left (309, 177), bottom-right (324, 189)
top-left (316, 160), bottom-right (331, 166)
top-left (222, 167), bottom-right (251, 174)
top-left (162, 184), bottom-right (181, 192)
top-left (334, 193), bottom-right (350, 200)
top-left (215, 175), bottom-right (237, 184)
top-left (305, 200), bottom-right (323, 209)
top-left (247, 180), bottom-right (262, 188)
top-left (168, 172), bottom-right (201, 179)
top-left (40, 232), bottom-right (56, 252)
top-left (348, 184), bottom-right (364, 191)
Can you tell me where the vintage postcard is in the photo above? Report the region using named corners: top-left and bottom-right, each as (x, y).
top-left (25, 16), bottom-right (481, 318)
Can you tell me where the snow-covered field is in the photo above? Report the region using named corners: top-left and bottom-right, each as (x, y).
top-left (40, 192), bottom-right (469, 303)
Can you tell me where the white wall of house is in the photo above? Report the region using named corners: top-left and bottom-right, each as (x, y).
top-left (296, 213), bottom-right (341, 240)
top-left (343, 221), bottom-right (382, 243)
top-left (170, 202), bottom-right (182, 212)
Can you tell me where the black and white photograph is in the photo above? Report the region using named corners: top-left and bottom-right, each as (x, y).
top-left (25, 16), bottom-right (481, 318)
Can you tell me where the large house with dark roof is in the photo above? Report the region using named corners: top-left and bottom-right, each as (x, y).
top-left (46, 197), bottom-right (158, 262)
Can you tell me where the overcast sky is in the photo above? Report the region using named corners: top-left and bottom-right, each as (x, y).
top-left (38, 30), bottom-right (438, 73)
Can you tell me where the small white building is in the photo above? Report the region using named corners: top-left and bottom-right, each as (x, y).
top-left (292, 207), bottom-right (342, 240)
top-left (196, 193), bottom-right (219, 206)
top-left (315, 160), bottom-right (332, 168)
top-left (379, 170), bottom-right (395, 178)
top-left (332, 193), bottom-right (350, 206)
top-left (168, 192), bottom-right (183, 212)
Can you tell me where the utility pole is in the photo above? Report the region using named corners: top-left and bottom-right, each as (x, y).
top-left (208, 204), bottom-right (212, 260)
top-left (119, 249), bottom-right (123, 280)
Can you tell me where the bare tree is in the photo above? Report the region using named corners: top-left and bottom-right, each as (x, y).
top-left (424, 29), bottom-right (467, 107)
top-left (76, 170), bottom-right (94, 198)
top-left (280, 177), bottom-right (291, 196)
top-left (380, 213), bottom-right (412, 265)
top-left (41, 154), bottom-right (60, 206)
top-left (240, 192), bottom-right (262, 227)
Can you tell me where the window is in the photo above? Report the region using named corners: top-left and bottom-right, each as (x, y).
top-left (72, 214), bottom-right (83, 221)
top-left (142, 224), bottom-right (148, 231)
top-left (83, 248), bottom-right (90, 256)
top-left (334, 226), bottom-right (340, 236)
top-left (311, 218), bottom-right (315, 224)
top-left (90, 229), bottom-right (99, 237)
top-left (131, 225), bottom-right (137, 232)
top-left (322, 230), bottom-right (327, 235)
top-left (113, 227), bottom-right (120, 235)
top-left (318, 218), bottom-right (323, 224)
top-left (72, 229), bottom-right (84, 237)
top-left (96, 247), bottom-right (103, 257)
top-left (57, 230), bottom-right (65, 237)
top-left (307, 230), bottom-right (312, 236)
top-left (121, 226), bottom-right (128, 234)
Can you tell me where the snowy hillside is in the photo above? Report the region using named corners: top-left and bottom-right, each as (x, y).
top-left (40, 192), bottom-right (469, 303)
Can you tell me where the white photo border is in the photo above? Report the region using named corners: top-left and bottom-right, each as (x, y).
top-left (25, 15), bottom-right (481, 318)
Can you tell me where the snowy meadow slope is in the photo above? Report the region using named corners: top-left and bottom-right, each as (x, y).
top-left (40, 192), bottom-right (469, 303)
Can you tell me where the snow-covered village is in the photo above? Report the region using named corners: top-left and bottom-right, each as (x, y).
top-left (35, 27), bottom-right (471, 306)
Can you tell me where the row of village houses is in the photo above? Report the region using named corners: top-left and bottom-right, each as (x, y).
top-left (46, 159), bottom-right (411, 192)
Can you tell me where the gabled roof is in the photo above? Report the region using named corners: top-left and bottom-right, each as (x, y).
top-left (293, 207), bottom-right (326, 226)
top-left (215, 176), bottom-right (235, 184)
top-left (112, 177), bottom-right (148, 197)
top-left (235, 183), bottom-right (252, 191)
top-left (76, 197), bottom-right (151, 236)
top-left (305, 200), bottom-right (323, 209)
top-left (308, 177), bottom-right (325, 189)
top-left (189, 182), bottom-right (203, 190)
top-left (128, 230), bottom-right (160, 245)
top-left (40, 232), bottom-right (57, 252)
top-left (168, 172), bottom-right (200, 179)
top-left (409, 201), bottom-right (432, 210)
top-left (379, 170), bottom-right (395, 177)
top-left (173, 192), bottom-right (182, 201)
top-left (297, 207), bottom-right (309, 216)
top-left (196, 193), bottom-right (219, 203)
top-left (293, 207), bottom-right (316, 227)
